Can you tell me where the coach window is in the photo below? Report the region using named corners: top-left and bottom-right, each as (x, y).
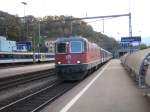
top-left (83, 42), bottom-right (88, 52)
top-left (0, 54), bottom-right (5, 59)
top-left (57, 43), bottom-right (66, 53)
top-left (70, 41), bottom-right (82, 53)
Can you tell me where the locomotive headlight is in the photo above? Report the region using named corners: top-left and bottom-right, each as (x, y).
top-left (58, 61), bottom-right (61, 64)
top-left (77, 60), bottom-right (81, 64)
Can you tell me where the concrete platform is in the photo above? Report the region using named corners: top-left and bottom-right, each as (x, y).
top-left (0, 63), bottom-right (55, 79)
top-left (40, 59), bottom-right (150, 112)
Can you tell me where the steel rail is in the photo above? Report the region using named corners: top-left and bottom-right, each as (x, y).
top-left (0, 79), bottom-right (59, 111)
top-left (0, 69), bottom-right (55, 90)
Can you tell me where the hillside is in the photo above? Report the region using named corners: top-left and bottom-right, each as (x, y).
top-left (0, 11), bottom-right (119, 52)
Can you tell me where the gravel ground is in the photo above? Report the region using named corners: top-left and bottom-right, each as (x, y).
top-left (0, 75), bottom-right (57, 108)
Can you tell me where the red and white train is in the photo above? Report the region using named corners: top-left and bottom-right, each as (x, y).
top-left (55, 36), bottom-right (112, 80)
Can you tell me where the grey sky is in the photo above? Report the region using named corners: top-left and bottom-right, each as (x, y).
top-left (0, 0), bottom-right (149, 41)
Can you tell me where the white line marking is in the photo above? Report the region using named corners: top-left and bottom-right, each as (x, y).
top-left (60, 61), bottom-right (111, 112)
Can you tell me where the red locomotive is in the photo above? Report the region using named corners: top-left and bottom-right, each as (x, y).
top-left (55, 36), bottom-right (112, 80)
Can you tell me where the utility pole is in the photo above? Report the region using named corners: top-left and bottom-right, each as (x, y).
top-left (70, 16), bottom-right (74, 35)
top-left (38, 20), bottom-right (41, 54)
top-left (102, 18), bottom-right (104, 33)
top-left (21, 2), bottom-right (27, 41)
top-left (129, 12), bottom-right (132, 37)
top-left (70, 20), bottom-right (73, 35)
top-left (33, 23), bottom-right (36, 63)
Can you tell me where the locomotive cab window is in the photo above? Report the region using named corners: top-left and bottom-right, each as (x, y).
top-left (70, 41), bottom-right (82, 53)
top-left (56, 43), bottom-right (67, 53)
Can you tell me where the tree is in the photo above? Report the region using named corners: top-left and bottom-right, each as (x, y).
top-left (0, 11), bottom-right (119, 52)
top-left (140, 44), bottom-right (147, 50)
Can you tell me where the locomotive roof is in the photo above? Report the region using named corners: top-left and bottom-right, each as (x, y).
top-left (55, 36), bottom-right (88, 43)
top-left (101, 48), bottom-right (112, 54)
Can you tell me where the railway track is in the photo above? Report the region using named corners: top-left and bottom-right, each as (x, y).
top-left (0, 69), bottom-right (55, 90)
top-left (0, 68), bottom-right (58, 108)
top-left (0, 80), bottom-right (78, 112)
top-left (0, 62), bottom-right (101, 112)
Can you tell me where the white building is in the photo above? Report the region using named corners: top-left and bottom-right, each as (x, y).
top-left (45, 40), bottom-right (55, 53)
top-left (0, 36), bottom-right (16, 52)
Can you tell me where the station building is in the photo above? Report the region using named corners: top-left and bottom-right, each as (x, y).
top-left (0, 36), bottom-right (16, 52)
top-left (44, 38), bottom-right (55, 53)
top-left (117, 36), bottom-right (141, 57)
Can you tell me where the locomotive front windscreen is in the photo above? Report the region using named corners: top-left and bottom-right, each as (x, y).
top-left (70, 41), bottom-right (82, 53)
top-left (56, 43), bottom-right (66, 53)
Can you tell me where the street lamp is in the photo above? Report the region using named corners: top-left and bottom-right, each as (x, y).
top-left (21, 2), bottom-right (27, 41)
top-left (21, 2), bottom-right (27, 18)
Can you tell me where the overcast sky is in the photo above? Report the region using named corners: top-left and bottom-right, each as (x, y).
top-left (0, 0), bottom-right (149, 41)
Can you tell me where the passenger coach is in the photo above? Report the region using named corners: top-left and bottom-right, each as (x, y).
top-left (0, 52), bottom-right (54, 64)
